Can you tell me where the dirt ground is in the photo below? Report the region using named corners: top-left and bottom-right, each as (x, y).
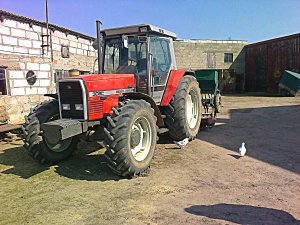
top-left (0, 95), bottom-right (299, 225)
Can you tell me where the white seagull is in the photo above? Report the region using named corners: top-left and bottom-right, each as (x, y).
top-left (173, 138), bottom-right (189, 149)
top-left (239, 142), bottom-right (246, 157)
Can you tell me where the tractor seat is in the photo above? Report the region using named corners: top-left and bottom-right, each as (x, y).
top-left (137, 58), bottom-right (147, 72)
top-left (137, 58), bottom-right (157, 73)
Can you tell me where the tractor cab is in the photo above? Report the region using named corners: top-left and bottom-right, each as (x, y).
top-left (99, 25), bottom-right (177, 103)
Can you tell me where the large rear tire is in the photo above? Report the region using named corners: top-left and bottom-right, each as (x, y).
top-left (104, 100), bottom-right (157, 177)
top-left (164, 75), bottom-right (202, 141)
top-left (22, 100), bottom-right (78, 164)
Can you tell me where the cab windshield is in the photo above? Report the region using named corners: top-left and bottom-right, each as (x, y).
top-left (103, 36), bottom-right (148, 74)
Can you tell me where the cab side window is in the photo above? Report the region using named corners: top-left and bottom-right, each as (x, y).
top-left (150, 37), bottom-right (172, 85)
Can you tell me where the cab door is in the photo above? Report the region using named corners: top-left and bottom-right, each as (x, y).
top-left (149, 37), bottom-right (175, 103)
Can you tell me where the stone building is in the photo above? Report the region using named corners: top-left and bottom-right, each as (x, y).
top-left (0, 10), bottom-right (97, 125)
top-left (174, 39), bottom-right (247, 93)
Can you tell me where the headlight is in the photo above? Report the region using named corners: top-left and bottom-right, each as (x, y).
top-left (75, 104), bottom-right (83, 111)
top-left (62, 104), bottom-right (70, 110)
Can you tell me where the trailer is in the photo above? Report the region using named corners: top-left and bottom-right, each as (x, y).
top-left (195, 70), bottom-right (222, 126)
top-left (279, 70), bottom-right (300, 96)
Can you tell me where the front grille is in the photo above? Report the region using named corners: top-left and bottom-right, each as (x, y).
top-left (58, 81), bottom-right (85, 119)
top-left (89, 101), bottom-right (103, 114)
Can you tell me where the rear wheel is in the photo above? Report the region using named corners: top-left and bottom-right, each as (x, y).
top-left (22, 100), bottom-right (78, 164)
top-left (164, 75), bottom-right (202, 141)
top-left (104, 100), bottom-right (157, 177)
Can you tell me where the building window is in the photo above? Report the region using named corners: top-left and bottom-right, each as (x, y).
top-left (61, 45), bottom-right (70, 58)
top-left (224, 53), bottom-right (233, 63)
top-left (0, 68), bottom-right (7, 95)
top-left (55, 70), bottom-right (69, 82)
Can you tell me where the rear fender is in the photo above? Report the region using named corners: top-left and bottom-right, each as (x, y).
top-left (160, 70), bottom-right (195, 106)
top-left (123, 92), bottom-right (164, 127)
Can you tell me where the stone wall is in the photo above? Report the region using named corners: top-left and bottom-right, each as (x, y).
top-left (0, 18), bottom-right (97, 96)
top-left (0, 19), bottom-right (52, 96)
top-left (0, 95), bottom-right (49, 124)
top-left (174, 40), bottom-right (247, 74)
top-left (51, 30), bottom-right (97, 72)
top-left (0, 17), bottom-right (97, 124)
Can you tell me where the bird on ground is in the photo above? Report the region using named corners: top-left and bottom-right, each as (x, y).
top-left (239, 142), bottom-right (246, 156)
top-left (173, 138), bottom-right (189, 149)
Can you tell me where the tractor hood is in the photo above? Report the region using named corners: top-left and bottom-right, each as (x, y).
top-left (66, 74), bottom-right (136, 94)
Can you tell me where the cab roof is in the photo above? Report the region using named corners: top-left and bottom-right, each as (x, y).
top-left (101, 24), bottom-right (177, 39)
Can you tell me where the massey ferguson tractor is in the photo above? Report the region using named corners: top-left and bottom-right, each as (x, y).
top-left (22, 21), bottom-right (202, 177)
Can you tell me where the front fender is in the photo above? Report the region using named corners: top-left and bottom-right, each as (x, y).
top-left (160, 70), bottom-right (195, 106)
top-left (123, 92), bottom-right (164, 128)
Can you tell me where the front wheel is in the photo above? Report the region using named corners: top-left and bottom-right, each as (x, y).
top-left (22, 100), bottom-right (78, 164)
top-left (104, 100), bottom-right (157, 177)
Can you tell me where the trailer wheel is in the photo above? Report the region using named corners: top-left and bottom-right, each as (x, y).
top-left (164, 75), bottom-right (202, 141)
top-left (22, 100), bottom-right (78, 165)
top-left (104, 100), bottom-right (157, 177)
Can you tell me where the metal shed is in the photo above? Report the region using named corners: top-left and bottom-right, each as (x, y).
top-left (245, 33), bottom-right (300, 94)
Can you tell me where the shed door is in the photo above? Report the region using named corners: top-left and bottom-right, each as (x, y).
top-left (207, 52), bottom-right (216, 68)
top-left (254, 56), bottom-right (267, 91)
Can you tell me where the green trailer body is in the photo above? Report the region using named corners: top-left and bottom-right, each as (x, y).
top-left (195, 70), bottom-right (221, 126)
top-left (279, 70), bottom-right (300, 96)
top-left (195, 70), bottom-right (219, 95)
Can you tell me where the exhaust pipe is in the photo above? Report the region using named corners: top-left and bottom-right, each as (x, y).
top-left (96, 20), bottom-right (103, 74)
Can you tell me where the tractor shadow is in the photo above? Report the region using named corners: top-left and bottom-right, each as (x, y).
top-left (197, 104), bottom-right (300, 175)
top-left (157, 133), bottom-right (180, 150)
top-left (157, 133), bottom-right (173, 144)
top-left (185, 203), bottom-right (300, 225)
top-left (0, 140), bottom-right (122, 181)
top-left (0, 133), bottom-right (187, 181)
top-left (0, 144), bottom-right (47, 178)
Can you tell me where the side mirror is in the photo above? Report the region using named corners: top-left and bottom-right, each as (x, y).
top-left (92, 35), bottom-right (104, 50)
top-left (122, 35), bottom-right (128, 48)
top-left (92, 40), bottom-right (98, 50)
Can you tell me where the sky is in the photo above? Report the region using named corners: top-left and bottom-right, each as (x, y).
top-left (0, 0), bottom-right (299, 43)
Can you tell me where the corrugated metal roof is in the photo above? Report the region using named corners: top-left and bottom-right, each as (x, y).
top-left (0, 10), bottom-right (95, 41)
top-left (246, 33), bottom-right (300, 48)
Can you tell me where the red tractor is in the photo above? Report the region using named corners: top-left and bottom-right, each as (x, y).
top-left (22, 22), bottom-right (202, 177)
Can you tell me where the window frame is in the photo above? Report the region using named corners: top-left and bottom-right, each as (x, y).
top-left (0, 68), bottom-right (8, 96)
top-left (224, 53), bottom-right (233, 63)
top-left (103, 36), bottom-right (148, 74)
top-left (149, 36), bottom-right (172, 86)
